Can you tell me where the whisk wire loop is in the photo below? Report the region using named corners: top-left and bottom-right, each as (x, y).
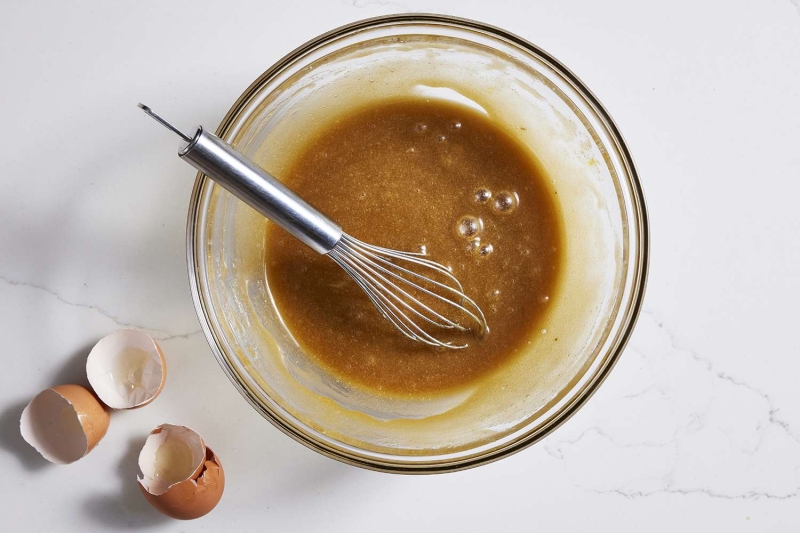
top-left (329, 234), bottom-right (488, 349)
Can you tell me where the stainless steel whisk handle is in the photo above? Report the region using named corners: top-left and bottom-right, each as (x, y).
top-left (180, 128), bottom-right (343, 254)
top-left (139, 104), bottom-right (342, 254)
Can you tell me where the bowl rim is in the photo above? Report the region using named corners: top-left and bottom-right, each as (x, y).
top-left (186, 13), bottom-right (650, 474)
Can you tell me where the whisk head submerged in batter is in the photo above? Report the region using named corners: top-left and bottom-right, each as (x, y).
top-left (328, 234), bottom-right (488, 349)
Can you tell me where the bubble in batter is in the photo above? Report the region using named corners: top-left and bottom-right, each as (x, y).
top-left (466, 237), bottom-right (481, 253)
top-left (492, 191), bottom-right (518, 214)
top-left (473, 188), bottom-right (492, 205)
top-left (456, 215), bottom-right (483, 238)
top-left (436, 135), bottom-right (446, 143)
top-left (415, 122), bottom-right (427, 133)
top-left (478, 243), bottom-right (494, 257)
top-left (451, 120), bottom-right (462, 130)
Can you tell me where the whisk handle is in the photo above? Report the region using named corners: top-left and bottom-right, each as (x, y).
top-left (180, 128), bottom-right (342, 254)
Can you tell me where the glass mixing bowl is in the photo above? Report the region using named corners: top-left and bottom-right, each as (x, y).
top-left (187, 14), bottom-right (648, 473)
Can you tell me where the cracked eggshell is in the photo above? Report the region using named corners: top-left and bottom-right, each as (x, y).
top-left (20, 384), bottom-right (110, 464)
top-left (86, 328), bottom-right (166, 409)
top-left (138, 424), bottom-right (225, 520)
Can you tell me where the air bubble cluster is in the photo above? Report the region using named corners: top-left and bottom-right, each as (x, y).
top-left (455, 214), bottom-right (494, 258)
top-left (460, 186), bottom-right (520, 259)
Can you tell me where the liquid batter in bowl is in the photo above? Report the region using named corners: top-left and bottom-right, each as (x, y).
top-left (265, 98), bottom-right (562, 394)
top-left (190, 17), bottom-right (647, 471)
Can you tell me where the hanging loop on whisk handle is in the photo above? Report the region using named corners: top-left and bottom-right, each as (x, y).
top-left (180, 127), bottom-right (343, 254)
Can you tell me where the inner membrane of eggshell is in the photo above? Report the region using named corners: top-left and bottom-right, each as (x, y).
top-left (138, 425), bottom-right (206, 496)
top-left (20, 389), bottom-right (88, 464)
top-left (87, 329), bottom-right (163, 408)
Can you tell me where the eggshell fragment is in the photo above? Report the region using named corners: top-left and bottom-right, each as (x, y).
top-left (138, 424), bottom-right (225, 520)
top-left (20, 384), bottom-right (110, 464)
top-left (87, 329), bottom-right (166, 409)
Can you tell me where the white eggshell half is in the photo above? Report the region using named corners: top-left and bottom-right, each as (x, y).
top-left (86, 329), bottom-right (166, 409)
top-left (20, 389), bottom-right (89, 464)
top-left (138, 424), bottom-right (206, 496)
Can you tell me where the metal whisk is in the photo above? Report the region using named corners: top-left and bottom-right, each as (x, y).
top-left (139, 104), bottom-right (488, 349)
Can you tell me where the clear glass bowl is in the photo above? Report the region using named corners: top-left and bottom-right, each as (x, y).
top-left (187, 14), bottom-right (648, 473)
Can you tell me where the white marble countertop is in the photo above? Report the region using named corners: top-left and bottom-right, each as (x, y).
top-left (2, 1), bottom-right (799, 531)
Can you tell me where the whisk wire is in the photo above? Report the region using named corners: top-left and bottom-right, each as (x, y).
top-left (347, 238), bottom-right (467, 287)
top-left (329, 234), bottom-right (489, 349)
top-left (332, 254), bottom-right (456, 348)
top-left (345, 241), bottom-right (484, 329)
top-left (338, 243), bottom-right (469, 330)
top-left (332, 246), bottom-right (463, 331)
top-left (340, 236), bottom-right (487, 329)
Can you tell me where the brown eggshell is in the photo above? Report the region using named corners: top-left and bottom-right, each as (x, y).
top-left (139, 446), bottom-right (225, 520)
top-left (52, 385), bottom-right (110, 453)
top-left (20, 384), bottom-right (110, 464)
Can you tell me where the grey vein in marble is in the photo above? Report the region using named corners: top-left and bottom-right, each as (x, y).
top-left (0, 275), bottom-right (202, 341)
top-left (543, 310), bottom-right (800, 501)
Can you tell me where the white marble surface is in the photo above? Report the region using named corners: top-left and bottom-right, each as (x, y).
top-left (1, 0), bottom-right (799, 531)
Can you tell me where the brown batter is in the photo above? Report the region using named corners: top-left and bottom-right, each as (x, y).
top-left (264, 98), bottom-right (562, 394)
